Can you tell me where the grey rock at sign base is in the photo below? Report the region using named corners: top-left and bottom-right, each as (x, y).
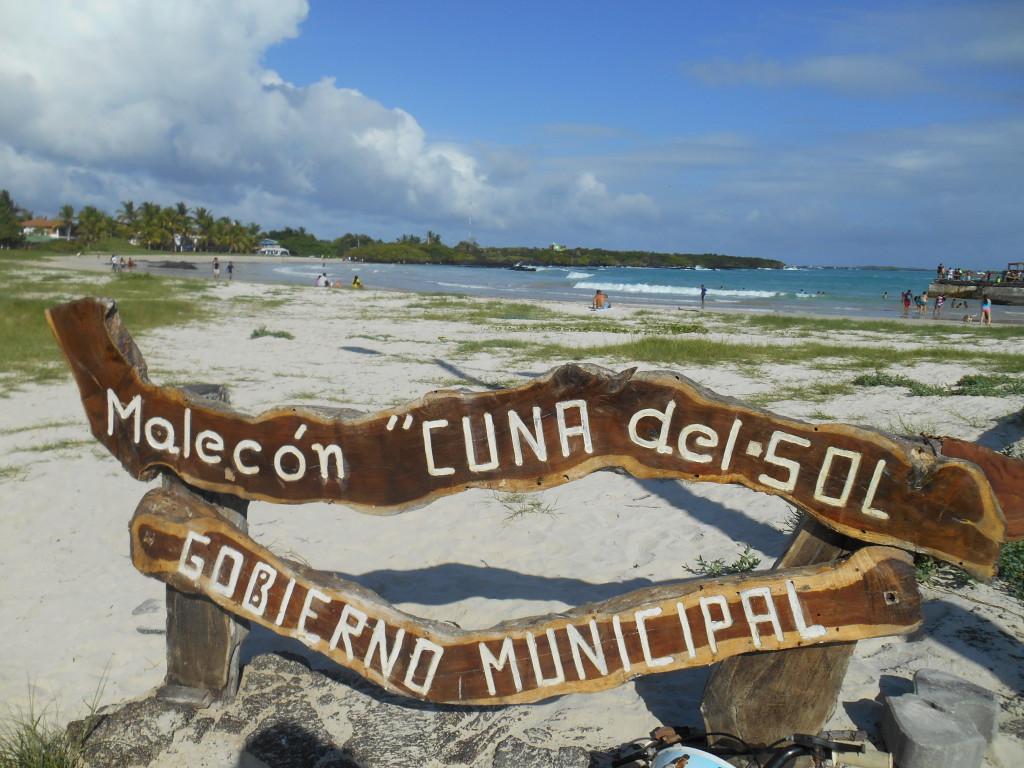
top-left (913, 667), bottom-right (1000, 743)
top-left (882, 694), bottom-right (986, 768)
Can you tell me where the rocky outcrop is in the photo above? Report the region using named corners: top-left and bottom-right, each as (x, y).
top-left (69, 653), bottom-right (594, 768)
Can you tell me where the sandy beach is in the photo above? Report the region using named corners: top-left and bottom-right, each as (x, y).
top-left (1, 261), bottom-right (1022, 765)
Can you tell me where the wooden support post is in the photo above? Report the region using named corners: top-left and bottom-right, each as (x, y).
top-left (157, 385), bottom-right (249, 706)
top-left (700, 517), bottom-right (860, 746)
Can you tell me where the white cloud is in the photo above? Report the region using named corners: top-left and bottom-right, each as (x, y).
top-left (0, 0), bottom-right (653, 242)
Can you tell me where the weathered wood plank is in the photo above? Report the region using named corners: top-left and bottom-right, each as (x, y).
top-left (47, 297), bottom-right (1008, 577)
top-left (937, 437), bottom-right (1024, 540)
top-left (129, 488), bottom-right (921, 706)
top-left (161, 435), bottom-right (250, 700)
top-left (700, 517), bottom-right (859, 746)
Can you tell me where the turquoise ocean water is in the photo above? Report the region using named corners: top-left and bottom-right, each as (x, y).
top-left (152, 259), bottom-right (1024, 324)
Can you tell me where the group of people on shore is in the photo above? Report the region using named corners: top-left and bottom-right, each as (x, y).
top-left (315, 272), bottom-right (364, 289)
top-left (900, 288), bottom-right (992, 324)
top-left (211, 257), bottom-right (234, 280)
top-left (109, 254), bottom-right (134, 273)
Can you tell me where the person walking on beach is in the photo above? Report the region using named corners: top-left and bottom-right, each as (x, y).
top-left (213, 257), bottom-right (220, 279)
top-left (700, 284), bottom-right (707, 308)
top-left (227, 261), bottom-right (234, 281)
top-left (902, 290), bottom-right (912, 316)
top-left (981, 296), bottom-right (992, 325)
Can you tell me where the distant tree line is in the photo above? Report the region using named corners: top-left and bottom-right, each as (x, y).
top-left (1, 188), bottom-right (785, 270)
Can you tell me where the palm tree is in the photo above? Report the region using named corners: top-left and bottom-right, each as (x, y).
top-left (192, 207), bottom-right (214, 252)
top-left (76, 205), bottom-right (113, 248)
top-left (116, 201), bottom-right (138, 241)
top-left (138, 201), bottom-right (164, 250)
top-left (58, 204), bottom-right (76, 240)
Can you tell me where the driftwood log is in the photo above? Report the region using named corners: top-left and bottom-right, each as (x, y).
top-left (46, 298), bottom-right (1016, 578)
top-left (131, 485), bottom-right (921, 706)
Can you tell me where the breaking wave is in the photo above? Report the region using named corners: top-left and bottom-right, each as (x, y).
top-left (574, 281), bottom-right (778, 298)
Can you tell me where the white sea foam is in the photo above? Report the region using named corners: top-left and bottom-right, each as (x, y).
top-left (566, 271), bottom-right (594, 279)
top-left (574, 280), bottom-right (777, 298)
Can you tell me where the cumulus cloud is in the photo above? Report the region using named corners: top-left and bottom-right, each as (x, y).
top-left (0, 0), bottom-right (650, 239)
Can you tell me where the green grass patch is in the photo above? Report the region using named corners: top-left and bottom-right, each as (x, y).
top-left (0, 264), bottom-right (212, 394)
top-left (455, 338), bottom-right (535, 356)
top-left (0, 465), bottom-right (27, 482)
top-left (997, 541), bottom-right (1024, 600)
top-left (851, 372), bottom-right (947, 396)
top-left (250, 326), bottom-right (294, 340)
top-left (953, 374), bottom-right (1024, 397)
top-left (853, 371), bottom-right (1024, 397)
top-left (744, 313), bottom-right (1024, 342)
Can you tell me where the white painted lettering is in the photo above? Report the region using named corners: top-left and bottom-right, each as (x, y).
top-left (329, 604), bottom-right (368, 659)
top-left (699, 595), bottom-right (734, 654)
top-left (403, 637), bottom-right (444, 694)
top-left (423, 419), bottom-right (455, 476)
top-left (241, 561), bottom-right (277, 616)
top-left (310, 442), bottom-right (345, 479)
top-left (273, 444), bottom-right (306, 481)
top-left (861, 459), bottom-right (889, 519)
top-left (675, 603), bottom-right (697, 658)
top-left (107, 390), bottom-right (141, 443)
top-left (739, 586), bottom-right (784, 649)
top-left (232, 439), bottom-right (262, 475)
top-left (526, 629), bottom-right (566, 687)
top-left (720, 418), bottom-right (743, 471)
top-left (211, 545), bottom-right (244, 598)
top-left (364, 619), bottom-right (406, 678)
top-left (195, 429), bottom-right (224, 464)
top-left (509, 407), bottom-right (547, 466)
top-left (556, 400), bottom-right (593, 457)
top-left (814, 447), bottom-right (861, 507)
top-left (463, 413), bottom-right (499, 472)
top-left (274, 578), bottom-right (296, 626)
top-left (177, 530), bottom-right (211, 580)
top-left (758, 430), bottom-right (810, 492)
top-left (182, 407), bottom-right (191, 458)
top-left (297, 587), bottom-right (330, 646)
top-left (144, 416), bottom-right (178, 454)
top-left (628, 400), bottom-right (676, 455)
top-left (612, 614), bottom-right (632, 672)
top-left (786, 580), bottom-right (827, 639)
top-left (678, 423), bottom-right (718, 464)
top-left (635, 607), bottom-right (673, 667)
top-left (566, 620), bottom-right (608, 679)
top-left (480, 637), bottom-right (523, 696)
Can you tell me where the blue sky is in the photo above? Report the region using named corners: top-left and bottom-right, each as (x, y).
top-left (1, 1), bottom-right (1022, 267)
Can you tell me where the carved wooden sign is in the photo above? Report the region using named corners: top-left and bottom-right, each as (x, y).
top-left (132, 485), bottom-right (921, 705)
top-left (46, 298), bottom-right (1010, 578)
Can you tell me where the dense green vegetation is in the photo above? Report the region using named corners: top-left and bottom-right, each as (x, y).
top-left (4, 188), bottom-right (783, 270)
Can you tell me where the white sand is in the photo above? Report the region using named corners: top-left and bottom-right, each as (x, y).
top-left (1, 277), bottom-right (1022, 764)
